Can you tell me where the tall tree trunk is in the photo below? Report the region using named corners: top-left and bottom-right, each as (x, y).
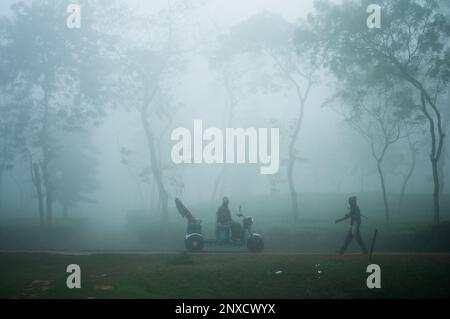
top-left (41, 152), bottom-right (53, 225)
top-left (391, 63), bottom-right (445, 225)
top-left (419, 92), bottom-right (444, 225)
top-left (41, 76), bottom-right (53, 225)
top-left (399, 137), bottom-right (417, 210)
top-left (431, 158), bottom-right (440, 225)
top-left (150, 179), bottom-right (158, 212)
top-left (370, 139), bottom-right (391, 224)
top-left (140, 79), bottom-right (169, 224)
top-left (40, 124), bottom-right (53, 225)
top-left (438, 141), bottom-right (447, 195)
top-left (265, 52), bottom-right (314, 220)
top-left (32, 163), bottom-right (45, 228)
top-left (288, 93), bottom-right (308, 220)
top-left (376, 160), bottom-right (390, 224)
top-left (438, 90), bottom-right (449, 195)
top-left (211, 79), bottom-right (235, 205)
top-left (287, 159), bottom-right (299, 220)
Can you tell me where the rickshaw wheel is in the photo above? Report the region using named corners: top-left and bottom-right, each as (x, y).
top-left (185, 233), bottom-right (204, 252)
top-left (247, 233), bottom-right (264, 253)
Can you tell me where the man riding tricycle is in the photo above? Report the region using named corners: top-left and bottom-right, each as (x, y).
top-left (175, 197), bottom-right (264, 253)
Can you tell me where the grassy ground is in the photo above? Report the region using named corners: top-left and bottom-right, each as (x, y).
top-left (1, 252), bottom-right (450, 299)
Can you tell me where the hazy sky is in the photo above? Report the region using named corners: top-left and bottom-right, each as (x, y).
top-left (0, 0), bottom-right (315, 19)
top-left (1, 0), bottom-right (446, 221)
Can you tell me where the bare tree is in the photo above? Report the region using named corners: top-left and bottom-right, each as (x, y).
top-left (218, 13), bottom-right (322, 219)
top-left (305, 0), bottom-right (450, 224)
top-left (110, 1), bottom-right (191, 223)
top-left (332, 85), bottom-right (415, 223)
top-left (398, 134), bottom-right (420, 209)
top-left (348, 104), bottom-right (402, 224)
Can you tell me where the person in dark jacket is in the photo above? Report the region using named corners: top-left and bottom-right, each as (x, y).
top-left (336, 196), bottom-right (368, 255)
top-left (216, 197), bottom-right (232, 225)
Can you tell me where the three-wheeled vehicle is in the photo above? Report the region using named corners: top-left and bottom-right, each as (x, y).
top-left (175, 198), bottom-right (264, 253)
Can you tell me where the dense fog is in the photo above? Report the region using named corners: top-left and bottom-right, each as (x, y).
top-left (0, 0), bottom-right (449, 252)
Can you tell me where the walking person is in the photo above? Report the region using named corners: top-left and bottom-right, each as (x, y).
top-left (336, 196), bottom-right (368, 255)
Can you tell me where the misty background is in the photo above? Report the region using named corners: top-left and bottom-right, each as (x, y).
top-left (0, 0), bottom-right (449, 252)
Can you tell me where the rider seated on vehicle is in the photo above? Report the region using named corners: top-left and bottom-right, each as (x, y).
top-left (216, 197), bottom-right (233, 242)
top-left (216, 197), bottom-right (232, 225)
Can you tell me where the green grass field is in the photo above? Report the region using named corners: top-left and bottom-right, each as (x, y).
top-left (1, 252), bottom-right (450, 299)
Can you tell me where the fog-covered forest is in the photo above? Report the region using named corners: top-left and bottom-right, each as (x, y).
top-left (0, 0), bottom-right (449, 252)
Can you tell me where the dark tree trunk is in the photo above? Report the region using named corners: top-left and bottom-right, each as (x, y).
top-left (390, 60), bottom-right (445, 225)
top-left (32, 163), bottom-right (45, 228)
top-left (438, 142), bottom-right (447, 195)
top-left (368, 136), bottom-right (392, 224)
top-left (287, 159), bottom-right (299, 220)
top-left (41, 76), bottom-right (53, 226)
top-left (41, 159), bottom-right (53, 225)
top-left (431, 158), bottom-right (440, 225)
top-left (399, 138), bottom-right (417, 210)
top-left (287, 90), bottom-right (308, 220)
top-left (438, 93), bottom-right (449, 195)
top-left (376, 160), bottom-right (389, 224)
top-left (265, 52), bottom-right (313, 221)
top-left (211, 79), bottom-right (234, 206)
top-left (419, 92), bottom-right (444, 225)
top-left (150, 179), bottom-right (158, 212)
top-left (141, 111), bottom-right (169, 223)
top-left (140, 79), bottom-right (169, 224)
